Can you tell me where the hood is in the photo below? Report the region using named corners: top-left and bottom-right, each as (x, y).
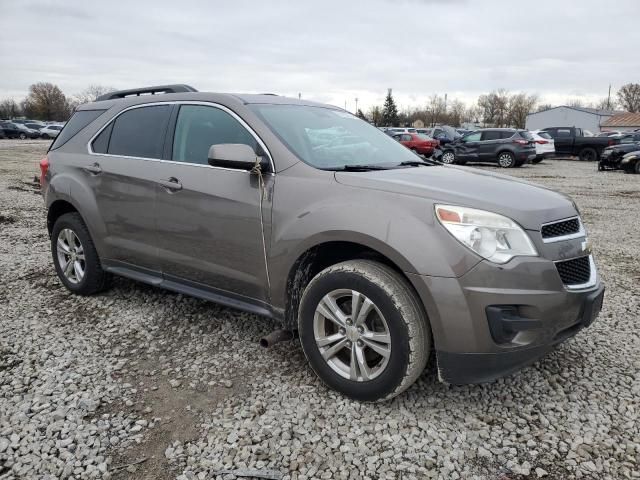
top-left (335, 165), bottom-right (577, 230)
top-left (608, 143), bottom-right (640, 153)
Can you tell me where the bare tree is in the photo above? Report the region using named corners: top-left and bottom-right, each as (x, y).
top-left (592, 97), bottom-right (617, 111)
top-left (368, 106), bottom-right (383, 126)
top-left (22, 83), bottom-right (73, 121)
top-left (566, 98), bottom-right (586, 108)
top-left (426, 94), bottom-right (446, 126)
top-left (448, 99), bottom-right (466, 127)
top-left (537, 103), bottom-right (554, 113)
top-left (0, 99), bottom-right (22, 119)
top-left (74, 85), bottom-right (116, 105)
top-left (617, 83), bottom-right (640, 112)
top-left (508, 93), bottom-right (538, 129)
top-left (478, 89), bottom-right (510, 127)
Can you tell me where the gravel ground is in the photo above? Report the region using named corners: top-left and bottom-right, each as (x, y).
top-left (0, 139), bottom-right (638, 480)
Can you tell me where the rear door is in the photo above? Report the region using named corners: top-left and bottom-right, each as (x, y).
top-left (88, 104), bottom-right (172, 271)
top-left (153, 103), bottom-right (271, 302)
top-left (478, 130), bottom-right (503, 160)
top-left (456, 131), bottom-right (481, 161)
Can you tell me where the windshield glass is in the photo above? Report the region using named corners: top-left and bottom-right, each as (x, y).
top-left (250, 104), bottom-right (424, 169)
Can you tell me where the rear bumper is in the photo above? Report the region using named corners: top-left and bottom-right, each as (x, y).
top-left (407, 256), bottom-right (604, 384)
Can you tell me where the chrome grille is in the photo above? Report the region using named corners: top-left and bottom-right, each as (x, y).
top-left (541, 217), bottom-right (581, 240)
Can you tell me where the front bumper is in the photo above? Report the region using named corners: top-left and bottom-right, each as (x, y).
top-left (407, 256), bottom-right (604, 384)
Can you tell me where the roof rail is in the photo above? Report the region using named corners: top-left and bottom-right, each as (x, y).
top-left (96, 84), bottom-right (198, 101)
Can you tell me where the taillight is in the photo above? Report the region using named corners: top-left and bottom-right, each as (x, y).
top-left (608, 139), bottom-right (615, 145)
top-left (513, 139), bottom-right (528, 145)
top-left (535, 140), bottom-right (549, 144)
top-left (39, 156), bottom-right (49, 188)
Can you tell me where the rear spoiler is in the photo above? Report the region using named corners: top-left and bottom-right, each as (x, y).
top-left (96, 84), bottom-right (198, 101)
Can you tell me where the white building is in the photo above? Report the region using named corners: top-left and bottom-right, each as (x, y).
top-left (525, 106), bottom-right (618, 133)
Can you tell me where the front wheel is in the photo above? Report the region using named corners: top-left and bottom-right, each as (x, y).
top-left (441, 150), bottom-right (456, 164)
top-left (19, 133), bottom-right (27, 140)
top-left (41, 133), bottom-right (50, 139)
top-left (497, 151), bottom-right (516, 168)
top-left (298, 260), bottom-right (430, 401)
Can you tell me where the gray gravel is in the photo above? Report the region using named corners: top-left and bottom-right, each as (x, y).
top-left (0, 140), bottom-right (638, 480)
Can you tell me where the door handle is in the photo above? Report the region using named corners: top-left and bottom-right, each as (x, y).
top-left (84, 163), bottom-right (102, 175)
top-left (158, 177), bottom-right (182, 191)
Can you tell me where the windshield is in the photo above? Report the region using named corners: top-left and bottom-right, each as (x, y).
top-left (250, 104), bottom-right (425, 169)
top-left (417, 133), bottom-right (432, 140)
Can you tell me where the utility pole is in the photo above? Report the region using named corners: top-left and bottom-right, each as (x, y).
top-left (607, 84), bottom-right (611, 110)
top-left (344, 100), bottom-right (347, 110)
top-left (355, 97), bottom-right (358, 114)
top-left (298, 92), bottom-right (301, 100)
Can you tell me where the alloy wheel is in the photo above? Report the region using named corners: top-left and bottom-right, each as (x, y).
top-left (56, 228), bottom-right (86, 284)
top-left (441, 152), bottom-right (455, 164)
top-left (498, 153), bottom-right (514, 167)
top-left (313, 289), bottom-right (391, 382)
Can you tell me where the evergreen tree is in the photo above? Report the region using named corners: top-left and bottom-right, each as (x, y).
top-left (382, 89), bottom-right (399, 126)
top-left (356, 109), bottom-right (367, 120)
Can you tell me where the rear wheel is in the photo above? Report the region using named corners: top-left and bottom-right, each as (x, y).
top-left (41, 133), bottom-right (50, 139)
top-left (497, 151), bottom-right (516, 168)
top-left (441, 150), bottom-right (456, 164)
top-left (579, 148), bottom-right (597, 162)
top-left (19, 133), bottom-right (26, 140)
top-left (51, 212), bottom-right (111, 295)
top-left (298, 260), bottom-right (430, 401)
top-left (635, 161), bottom-right (640, 174)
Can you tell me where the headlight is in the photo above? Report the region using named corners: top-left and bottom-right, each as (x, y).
top-left (435, 205), bottom-right (538, 264)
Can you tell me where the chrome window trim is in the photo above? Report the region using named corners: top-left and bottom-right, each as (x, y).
top-left (541, 216), bottom-right (585, 243)
top-left (554, 254), bottom-right (598, 291)
top-left (86, 100), bottom-right (275, 174)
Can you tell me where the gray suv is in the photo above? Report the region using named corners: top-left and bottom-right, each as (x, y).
top-left (40, 85), bottom-right (604, 401)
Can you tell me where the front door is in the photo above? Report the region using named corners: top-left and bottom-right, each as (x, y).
top-left (154, 104), bottom-right (271, 302)
top-left (85, 104), bottom-right (172, 271)
top-left (456, 131), bottom-right (481, 161)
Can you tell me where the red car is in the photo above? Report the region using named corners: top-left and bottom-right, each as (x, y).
top-left (392, 133), bottom-right (439, 157)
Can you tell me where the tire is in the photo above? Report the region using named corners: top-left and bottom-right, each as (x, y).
top-left (532, 157), bottom-right (543, 164)
top-left (19, 133), bottom-right (27, 140)
top-left (298, 260), bottom-right (430, 401)
top-left (497, 151), bottom-right (516, 168)
top-left (51, 212), bottom-right (111, 295)
top-left (635, 161), bottom-right (640, 175)
top-left (579, 148), bottom-right (597, 162)
top-left (42, 133), bottom-right (50, 139)
top-left (441, 150), bottom-right (456, 164)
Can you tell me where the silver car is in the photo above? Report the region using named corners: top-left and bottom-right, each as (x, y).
top-left (40, 85), bottom-right (604, 401)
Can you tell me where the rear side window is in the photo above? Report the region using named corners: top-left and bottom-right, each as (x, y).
top-left (518, 130), bottom-right (533, 140)
top-left (556, 129), bottom-right (572, 138)
top-left (50, 110), bottom-right (106, 150)
top-left (537, 131), bottom-right (553, 140)
top-left (172, 105), bottom-right (257, 165)
top-left (91, 122), bottom-right (114, 154)
top-left (107, 105), bottom-right (171, 159)
top-left (481, 130), bottom-right (501, 141)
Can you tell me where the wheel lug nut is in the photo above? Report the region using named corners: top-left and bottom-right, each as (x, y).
top-left (357, 326), bottom-right (364, 333)
top-left (346, 319), bottom-right (352, 326)
top-left (357, 340), bottom-right (364, 347)
top-left (339, 328), bottom-right (346, 335)
top-left (346, 341), bottom-right (352, 348)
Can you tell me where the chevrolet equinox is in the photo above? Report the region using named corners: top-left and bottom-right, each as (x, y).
top-left (40, 85), bottom-right (604, 401)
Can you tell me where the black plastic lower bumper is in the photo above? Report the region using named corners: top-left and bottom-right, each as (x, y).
top-left (436, 284), bottom-right (605, 384)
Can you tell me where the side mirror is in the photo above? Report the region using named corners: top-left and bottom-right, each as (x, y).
top-left (207, 144), bottom-right (268, 171)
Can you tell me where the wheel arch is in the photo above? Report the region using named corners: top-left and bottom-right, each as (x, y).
top-left (281, 239), bottom-right (429, 332)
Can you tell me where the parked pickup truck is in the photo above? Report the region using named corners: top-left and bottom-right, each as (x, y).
top-left (541, 127), bottom-right (618, 161)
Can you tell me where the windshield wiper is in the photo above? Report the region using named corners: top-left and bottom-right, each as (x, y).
top-left (329, 164), bottom-right (391, 171)
top-left (397, 160), bottom-right (439, 167)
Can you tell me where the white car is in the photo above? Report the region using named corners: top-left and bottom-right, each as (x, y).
top-left (530, 130), bottom-right (555, 163)
top-left (39, 125), bottom-right (63, 139)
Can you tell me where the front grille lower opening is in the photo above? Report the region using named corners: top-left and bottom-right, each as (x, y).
top-left (555, 256), bottom-right (591, 285)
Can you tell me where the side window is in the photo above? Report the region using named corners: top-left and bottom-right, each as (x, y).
top-left (172, 105), bottom-right (257, 165)
top-left (500, 131), bottom-right (516, 139)
top-left (463, 132), bottom-right (482, 142)
top-left (544, 129), bottom-right (556, 138)
top-left (402, 134), bottom-right (413, 141)
top-left (107, 105), bottom-right (171, 159)
top-left (92, 122), bottom-right (114, 154)
top-left (481, 130), bottom-right (501, 141)
top-left (557, 129), bottom-right (571, 138)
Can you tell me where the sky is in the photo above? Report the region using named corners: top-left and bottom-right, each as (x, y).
top-left (1, 0), bottom-right (639, 112)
